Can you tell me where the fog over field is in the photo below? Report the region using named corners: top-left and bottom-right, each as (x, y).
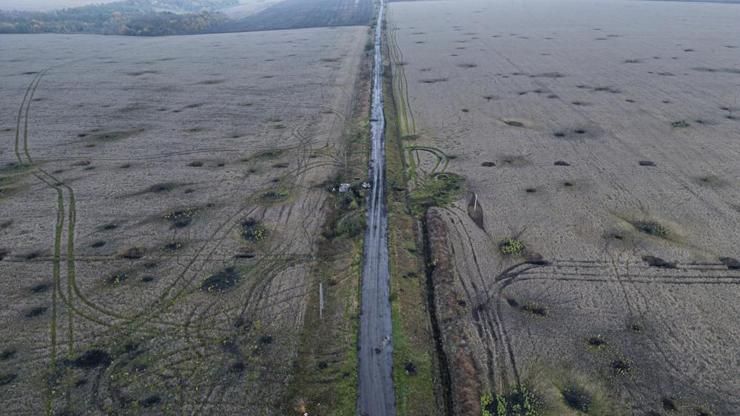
top-left (0, 0), bottom-right (119, 11)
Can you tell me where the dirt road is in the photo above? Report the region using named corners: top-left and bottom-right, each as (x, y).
top-left (357, 0), bottom-right (396, 415)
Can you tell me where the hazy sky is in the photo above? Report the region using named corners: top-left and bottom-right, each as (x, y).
top-left (0, 0), bottom-right (119, 11)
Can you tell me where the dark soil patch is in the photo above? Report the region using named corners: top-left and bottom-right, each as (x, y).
top-left (562, 385), bottom-right (592, 412)
top-left (639, 160), bottom-right (656, 166)
top-left (0, 249), bottom-right (9, 260)
top-left (420, 78), bottom-right (448, 84)
top-left (502, 119), bottom-right (525, 127)
top-left (587, 336), bottom-right (607, 348)
top-left (164, 208), bottom-right (196, 228)
top-left (554, 160), bottom-right (570, 166)
top-left (30, 282), bottom-right (51, 293)
top-left (521, 303), bottom-right (547, 317)
top-left (505, 298), bottom-right (519, 308)
top-left (67, 349), bottom-right (111, 368)
top-left (525, 188), bottom-right (537, 193)
top-left (86, 129), bottom-right (142, 142)
top-left (231, 361), bottom-right (246, 373)
top-left (662, 397), bottom-right (677, 411)
top-left (404, 361), bottom-right (417, 375)
top-left (611, 359), bottom-right (631, 375)
top-left (140, 395), bottom-right (161, 408)
top-left (553, 131), bottom-right (566, 138)
top-left (481, 161), bottom-right (495, 167)
top-left (0, 373), bottom-right (17, 386)
top-left (90, 241), bottom-right (106, 248)
top-left (719, 257), bottom-right (740, 270)
top-left (201, 267), bottom-right (241, 293)
top-left (120, 247), bottom-right (145, 259)
top-left (141, 275), bottom-right (155, 283)
top-left (107, 271), bottom-right (128, 285)
top-left (24, 251), bottom-right (42, 260)
top-left (25, 306), bottom-right (48, 318)
top-left (100, 223), bottom-right (118, 231)
top-left (258, 188), bottom-right (290, 205)
top-left (145, 183), bottom-right (179, 193)
top-left (259, 335), bottom-right (273, 345)
top-left (643, 255), bottom-right (676, 269)
top-left (162, 242), bottom-right (182, 252)
top-left (0, 349), bottom-right (16, 361)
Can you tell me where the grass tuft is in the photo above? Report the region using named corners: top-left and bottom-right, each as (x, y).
top-left (409, 172), bottom-right (464, 215)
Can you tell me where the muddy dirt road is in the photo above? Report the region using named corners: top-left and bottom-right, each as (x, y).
top-left (357, 0), bottom-right (396, 415)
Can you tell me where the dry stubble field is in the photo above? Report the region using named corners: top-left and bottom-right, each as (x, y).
top-left (0, 26), bottom-right (367, 415)
top-left (387, 0), bottom-right (740, 415)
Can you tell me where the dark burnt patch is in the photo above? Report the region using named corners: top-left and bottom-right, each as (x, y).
top-left (139, 395), bottom-right (161, 408)
top-left (107, 271), bottom-right (128, 286)
top-left (201, 267), bottom-right (241, 293)
top-left (632, 220), bottom-right (668, 238)
top-left (25, 306), bottom-right (48, 318)
top-left (0, 373), bottom-right (17, 386)
top-left (30, 282), bottom-right (51, 293)
top-left (587, 335), bottom-right (607, 349)
top-left (610, 358), bottom-right (631, 375)
top-left (642, 255), bottom-right (676, 269)
top-left (66, 349), bottom-right (111, 369)
top-left (719, 257), bottom-right (740, 270)
top-left (662, 397), bottom-right (677, 411)
top-left (99, 223), bottom-right (118, 231)
top-left (520, 303), bottom-right (547, 317)
top-left (120, 247), bottom-right (145, 259)
top-left (562, 384), bottom-right (592, 412)
top-left (164, 208), bottom-right (196, 228)
top-left (0, 348), bottom-right (16, 361)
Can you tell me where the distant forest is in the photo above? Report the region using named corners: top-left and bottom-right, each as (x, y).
top-left (0, 0), bottom-right (373, 36)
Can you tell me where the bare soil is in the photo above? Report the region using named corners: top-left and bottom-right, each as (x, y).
top-left (0, 26), bottom-right (366, 415)
top-left (388, 0), bottom-right (740, 414)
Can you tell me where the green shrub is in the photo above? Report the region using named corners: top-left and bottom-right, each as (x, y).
top-left (499, 238), bottom-right (525, 255)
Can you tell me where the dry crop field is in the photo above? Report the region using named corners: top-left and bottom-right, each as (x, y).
top-left (0, 26), bottom-right (366, 415)
top-left (387, 0), bottom-right (740, 414)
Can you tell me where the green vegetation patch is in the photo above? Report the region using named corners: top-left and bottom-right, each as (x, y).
top-left (499, 238), bottom-right (526, 255)
top-left (164, 207), bottom-right (197, 228)
top-left (481, 385), bottom-right (540, 416)
top-left (85, 129), bottom-right (143, 142)
top-left (0, 162), bottom-right (32, 200)
top-left (241, 218), bottom-right (267, 242)
top-left (631, 220), bottom-right (668, 238)
top-left (409, 172), bottom-right (464, 215)
top-left (256, 186), bottom-right (291, 206)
